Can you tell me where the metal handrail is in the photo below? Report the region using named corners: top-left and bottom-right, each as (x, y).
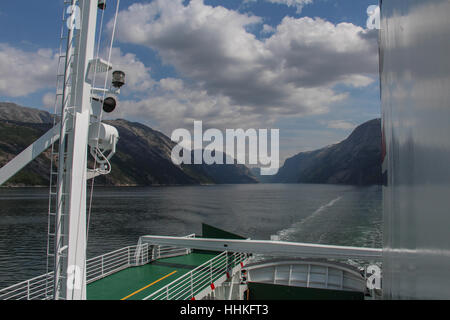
top-left (0, 235), bottom-right (197, 300)
top-left (144, 251), bottom-right (248, 300)
top-left (0, 272), bottom-right (54, 300)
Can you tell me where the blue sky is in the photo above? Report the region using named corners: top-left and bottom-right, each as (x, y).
top-left (0, 0), bottom-right (380, 165)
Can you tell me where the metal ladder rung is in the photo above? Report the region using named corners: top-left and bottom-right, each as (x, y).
top-left (48, 233), bottom-right (68, 238)
top-left (51, 153), bottom-right (68, 157)
top-left (49, 191), bottom-right (69, 196)
top-left (48, 213), bottom-right (69, 218)
top-left (48, 253), bottom-right (68, 259)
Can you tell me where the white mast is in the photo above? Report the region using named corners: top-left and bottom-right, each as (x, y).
top-left (53, 0), bottom-right (123, 300)
top-left (53, 0), bottom-right (98, 300)
top-left (0, 0), bottom-right (123, 300)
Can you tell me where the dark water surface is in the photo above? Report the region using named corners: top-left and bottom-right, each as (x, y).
top-left (0, 184), bottom-right (381, 288)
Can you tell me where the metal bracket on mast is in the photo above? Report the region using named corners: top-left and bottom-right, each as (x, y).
top-left (0, 118), bottom-right (115, 186)
top-left (85, 58), bottom-right (112, 85)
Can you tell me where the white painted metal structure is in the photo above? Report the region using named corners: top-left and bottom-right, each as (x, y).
top-left (143, 251), bottom-right (249, 301)
top-left (0, 0), bottom-right (121, 300)
top-left (0, 236), bottom-right (196, 300)
top-left (138, 236), bottom-right (382, 260)
top-left (245, 259), bottom-right (366, 293)
top-left (137, 235), bottom-right (379, 300)
top-left (0, 124), bottom-right (60, 185)
top-left (380, 0), bottom-right (450, 299)
top-left (51, 0), bottom-right (101, 300)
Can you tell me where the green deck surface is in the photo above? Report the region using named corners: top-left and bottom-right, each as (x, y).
top-left (87, 252), bottom-right (218, 300)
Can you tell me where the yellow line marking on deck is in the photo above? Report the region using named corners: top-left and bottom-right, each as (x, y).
top-left (121, 270), bottom-right (178, 300)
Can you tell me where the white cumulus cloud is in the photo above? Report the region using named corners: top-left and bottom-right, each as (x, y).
top-left (0, 43), bottom-right (57, 97)
top-left (110, 0), bottom-right (378, 132)
top-left (324, 120), bottom-right (357, 130)
top-left (246, 0), bottom-right (313, 13)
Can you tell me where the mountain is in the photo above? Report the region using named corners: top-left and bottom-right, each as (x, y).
top-left (0, 102), bottom-right (381, 186)
top-left (0, 103), bottom-right (257, 186)
top-left (96, 120), bottom-right (257, 185)
top-left (183, 150), bottom-right (257, 184)
top-left (0, 102), bottom-right (53, 123)
top-left (270, 119), bottom-right (382, 185)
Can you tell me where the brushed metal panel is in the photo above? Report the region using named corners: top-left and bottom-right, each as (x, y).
top-left (380, 0), bottom-right (450, 299)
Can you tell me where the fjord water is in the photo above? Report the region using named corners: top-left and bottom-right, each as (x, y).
top-left (0, 184), bottom-right (381, 288)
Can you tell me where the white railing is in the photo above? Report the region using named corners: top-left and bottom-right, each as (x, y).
top-left (135, 234), bottom-right (195, 264)
top-left (0, 272), bottom-right (54, 300)
top-left (86, 245), bottom-right (144, 284)
top-left (144, 251), bottom-right (248, 300)
top-left (0, 234), bottom-right (197, 300)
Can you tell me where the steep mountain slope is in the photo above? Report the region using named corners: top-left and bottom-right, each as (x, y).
top-left (271, 119), bottom-right (382, 185)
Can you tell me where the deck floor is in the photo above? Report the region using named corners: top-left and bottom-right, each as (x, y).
top-left (87, 252), bottom-right (218, 300)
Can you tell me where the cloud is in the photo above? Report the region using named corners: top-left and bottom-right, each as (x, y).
top-left (0, 43), bottom-right (57, 97)
top-left (261, 24), bottom-right (276, 35)
top-left (111, 0), bottom-right (378, 131)
top-left (41, 91), bottom-right (57, 111)
top-left (91, 47), bottom-right (155, 96)
top-left (324, 120), bottom-right (356, 130)
top-left (0, 41), bottom-right (155, 101)
top-left (265, 17), bottom-right (378, 88)
top-left (246, 0), bottom-right (313, 14)
top-left (113, 77), bottom-right (276, 134)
